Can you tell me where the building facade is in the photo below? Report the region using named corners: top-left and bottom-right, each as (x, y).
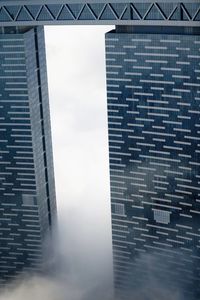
top-left (0, 0), bottom-right (199, 297)
top-left (106, 26), bottom-right (200, 299)
top-left (0, 26), bottom-right (56, 285)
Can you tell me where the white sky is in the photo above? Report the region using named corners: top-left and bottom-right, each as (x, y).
top-left (45, 25), bottom-right (114, 284)
top-left (0, 25), bottom-right (115, 300)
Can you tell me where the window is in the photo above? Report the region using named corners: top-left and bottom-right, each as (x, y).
top-left (22, 194), bottom-right (35, 206)
top-left (112, 203), bottom-right (125, 215)
top-left (153, 209), bottom-right (171, 224)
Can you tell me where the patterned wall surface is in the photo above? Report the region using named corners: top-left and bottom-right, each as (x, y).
top-left (0, 27), bottom-right (56, 284)
top-left (106, 30), bottom-right (200, 299)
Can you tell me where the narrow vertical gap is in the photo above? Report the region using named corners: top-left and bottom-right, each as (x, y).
top-left (34, 27), bottom-right (52, 227)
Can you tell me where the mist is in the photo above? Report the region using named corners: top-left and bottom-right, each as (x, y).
top-left (0, 26), bottom-right (195, 300)
top-left (0, 211), bottom-right (113, 300)
top-left (0, 26), bottom-right (114, 300)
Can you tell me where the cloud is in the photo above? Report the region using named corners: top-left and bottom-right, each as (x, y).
top-left (0, 26), bottom-right (114, 300)
top-left (0, 25), bottom-right (191, 300)
top-left (0, 204), bottom-right (113, 300)
top-left (44, 25), bottom-right (113, 207)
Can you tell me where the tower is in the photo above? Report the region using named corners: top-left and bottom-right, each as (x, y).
top-left (0, 26), bottom-right (56, 285)
top-left (0, 0), bottom-right (199, 298)
top-left (106, 25), bottom-right (200, 300)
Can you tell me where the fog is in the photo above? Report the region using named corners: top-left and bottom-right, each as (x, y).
top-left (0, 26), bottom-right (192, 300)
top-left (45, 25), bottom-right (114, 299)
top-left (0, 214), bottom-right (113, 300)
top-left (0, 26), bottom-right (114, 300)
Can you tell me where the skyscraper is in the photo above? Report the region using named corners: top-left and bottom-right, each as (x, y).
top-left (106, 25), bottom-right (200, 300)
top-left (0, 0), bottom-right (199, 298)
top-left (0, 26), bottom-right (56, 285)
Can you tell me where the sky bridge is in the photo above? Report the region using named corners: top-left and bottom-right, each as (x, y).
top-left (0, 1), bottom-right (199, 27)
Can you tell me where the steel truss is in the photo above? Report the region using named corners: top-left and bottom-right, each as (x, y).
top-left (0, 1), bottom-right (199, 26)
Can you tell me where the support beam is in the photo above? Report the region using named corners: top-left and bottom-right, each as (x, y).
top-left (0, 1), bottom-right (199, 26)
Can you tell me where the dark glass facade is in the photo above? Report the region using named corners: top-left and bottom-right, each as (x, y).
top-left (106, 27), bottom-right (200, 299)
top-left (0, 26), bottom-right (56, 284)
